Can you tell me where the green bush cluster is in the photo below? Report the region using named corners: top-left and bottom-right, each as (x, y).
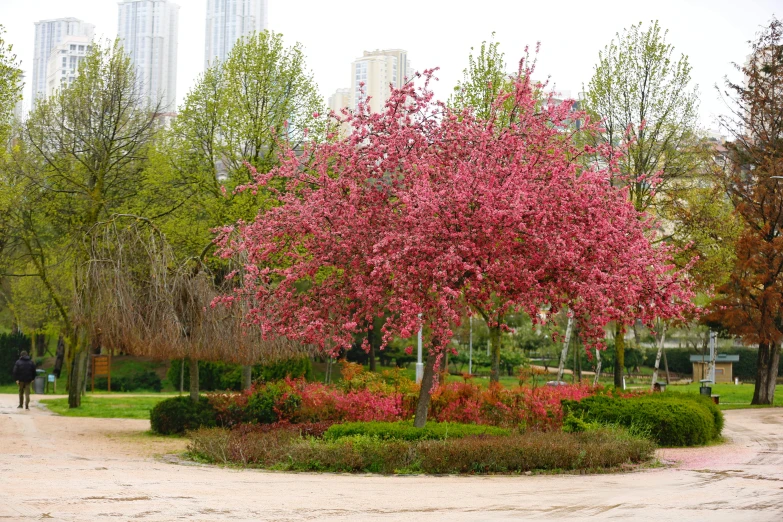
top-left (94, 370), bottom-right (162, 392)
top-left (150, 396), bottom-right (216, 435)
top-left (245, 381), bottom-right (302, 424)
top-left (188, 427), bottom-right (655, 474)
top-left (324, 421), bottom-right (511, 441)
top-left (563, 393), bottom-right (723, 446)
top-left (166, 357), bottom-right (312, 392)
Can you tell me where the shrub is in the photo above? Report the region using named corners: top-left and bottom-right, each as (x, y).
top-left (94, 370), bottom-right (162, 392)
top-left (168, 357), bottom-right (314, 393)
top-left (204, 377), bottom-right (600, 429)
top-left (641, 392), bottom-right (724, 440)
top-left (428, 381), bottom-right (596, 429)
top-left (257, 357), bottom-right (312, 382)
top-left (188, 426), bottom-right (655, 474)
top-left (563, 394), bottom-right (721, 446)
top-left (167, 361), bottom-right (242, 392)
top-left (150, 396), bottom-right (217, 435)
top-left (245, 381), bottom-right (302, 424)
top-left (324, 421), bottom-right (511, 441)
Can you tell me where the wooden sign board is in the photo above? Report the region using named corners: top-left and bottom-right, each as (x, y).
top-left (91, 354), bottom-right (111, 392)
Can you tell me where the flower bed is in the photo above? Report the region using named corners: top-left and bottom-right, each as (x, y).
top-left (203, 363), bottom-right (600, 431)
top-left (188, 424), bottom-right (655, 474)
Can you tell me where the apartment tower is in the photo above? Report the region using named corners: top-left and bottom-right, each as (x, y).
top-left (32, 18), bottom-right (94, 106)
top-left (329, 49), bottom-right (413, 116)
top-left (117, 0), bottom-right (180, 111)
top-left (204, 0), bottom-right (268, 69)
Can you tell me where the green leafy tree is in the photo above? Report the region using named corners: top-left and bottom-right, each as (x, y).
top-left (0, 25), bottom-right (21, 146)
top-left (583, 20), bottom-right (700, 387)
top-left (449, 34), bottom-right (512, 121)
top-left (150, 30), bottom-right (325, 258)
top-left (141, 31), bottom-right (324, 393)
top-left (4, 41), bottom-right (160, 407)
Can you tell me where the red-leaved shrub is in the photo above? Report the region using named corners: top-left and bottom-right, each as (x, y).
top-left (207, 373), bottom-right (599, 430)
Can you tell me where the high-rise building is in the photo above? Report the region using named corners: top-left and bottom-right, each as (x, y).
top-left (13, 74), bottom-right (24, 121)
top-left (330, 49), bottom-right (413, 116)
top-left (32, 17), bottom-right (94, 106)
top-left (45, 36), bottom-right (92, 99)
top-left (327, 88), bottom-right (351, 115)
top-left (117, 0), bottom-right (180, 111)
top-left (204, 0), bottom-right (268, 69)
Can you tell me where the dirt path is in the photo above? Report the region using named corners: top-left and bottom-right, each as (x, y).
top-left (1, 394), bottom-right (782, 521)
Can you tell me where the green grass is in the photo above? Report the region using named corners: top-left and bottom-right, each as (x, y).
top-left (666, 382), bottom-right (783, 409)
top-left (40, 395), bottom-right (174, 419)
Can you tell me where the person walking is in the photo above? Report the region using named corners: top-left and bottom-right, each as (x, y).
top-left (13, 351), bottom-right (37, 410)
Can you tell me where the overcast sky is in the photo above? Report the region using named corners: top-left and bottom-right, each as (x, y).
top-left (1, 0), bottom-right (779, 131)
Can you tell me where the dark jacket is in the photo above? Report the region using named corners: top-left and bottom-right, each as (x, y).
top-left (13, 355), bottom-right (37, 383)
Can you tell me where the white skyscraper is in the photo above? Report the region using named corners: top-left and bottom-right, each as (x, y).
top-left (32, 18), bottom-right (94, 106)
top-left (45, 35), bottom-right (92, 99)
top-left (204, 0), bottom-right (268, 69)
top-left (117, 0), bottom-right (180, 111)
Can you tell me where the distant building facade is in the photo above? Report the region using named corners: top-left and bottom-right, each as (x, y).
top-left (32, 17), bottom-right (95, 106)
top-left (204, 0), bottom-right (268, 69)
top-left (329, 49), bottom-right (413, 116)
top-left (327, 87), bottom-right (351, 115)
top-left (117, 0), bottom-right (180, 111)
top-left (45, 36), bottom-right (92, 98)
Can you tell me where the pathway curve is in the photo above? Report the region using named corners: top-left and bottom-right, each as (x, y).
top-left (0, 393), bottom-right (781, 521)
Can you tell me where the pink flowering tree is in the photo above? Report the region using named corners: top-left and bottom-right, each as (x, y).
top-left (216, 56), bottom-right (695, 428)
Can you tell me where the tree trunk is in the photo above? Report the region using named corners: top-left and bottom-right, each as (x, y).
top-left (179, 359), bottom-right (184, 394)
top-left (68, 350), bottom-right (89, 408)
top-left (367, 325), bottom-right (377, 372)
top-left (413, 346), bottom-right (439, 428)
top-left (614, 324), bottom-right (625, 388)
top-left (556, 316), bottom-right (574, 382)
top-left (752, 342), bottom-right (781, 405)
top-left (241, 365), bottom-right (253, 390)
top-left (489, 324), bottom-right (501, 383)
top-left (650, 322), bottom-right (667, 391)
top-left (188, 358), bottom-right (200, 402)
top-left (593, 349), bottom-right (602, 385)
top-left (663, 344), bottom-right (671, 384)
top-left (67, 326), bottom-right (89, 408)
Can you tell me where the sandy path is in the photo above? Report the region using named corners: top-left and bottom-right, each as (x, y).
top-left (0, 394), bottom-right (782, 521)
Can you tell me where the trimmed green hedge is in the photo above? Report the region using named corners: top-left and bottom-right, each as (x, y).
top-left (167, 357), bottom-right (312, 392)
top-left (94, 370), bottom-right (162, 392)
top-left (563, 393), bottom-right (723, 447)
top-left (150, 396), bottom-right (216, 435)
top-left (324, 421), bottom-right (511, 442)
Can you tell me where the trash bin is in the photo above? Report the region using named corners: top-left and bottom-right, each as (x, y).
top-left (699, 379), bottom-right (712, 396)
top-left (33, 370), bottom-right (45, 394)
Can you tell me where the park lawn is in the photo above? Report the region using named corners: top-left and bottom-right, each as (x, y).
top-left (40, 395), bottom-right (173, 419)
top-left (667, 382), bottom-right (783, 408)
